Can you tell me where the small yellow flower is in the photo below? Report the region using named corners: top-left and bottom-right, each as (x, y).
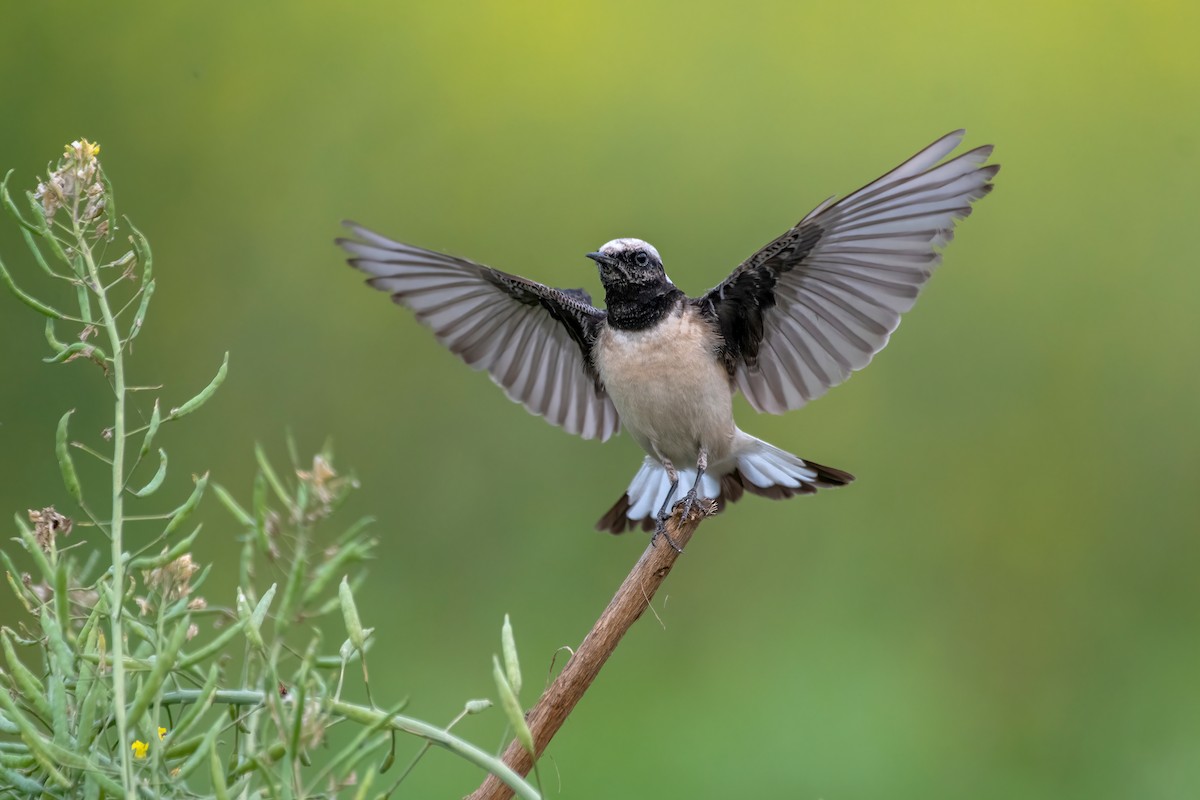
top-left (65, 139), bottom-right (100, 161)
top-left (158, 727), bottom-right (167, 740)
top-left (131, 740), bottom-right (149, 759)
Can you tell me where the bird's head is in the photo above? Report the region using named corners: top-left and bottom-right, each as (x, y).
top-left (586, 239), bottom-right (667, 293)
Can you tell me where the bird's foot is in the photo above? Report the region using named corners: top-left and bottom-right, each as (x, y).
top-left (674, 489), bottom-right (717, 524)
top-left (652, 512), bottom-right (684, 553)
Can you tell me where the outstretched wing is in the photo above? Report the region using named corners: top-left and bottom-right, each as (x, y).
top-left (337, 222), bottom-right (621, 441)
top-left (696, 130), bottom-right (998, 414)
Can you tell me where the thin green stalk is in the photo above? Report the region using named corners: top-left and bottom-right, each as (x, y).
top-left (330, 701), bottom-right (540, 800)
top-left (77, 206), bottom-right (134, 798)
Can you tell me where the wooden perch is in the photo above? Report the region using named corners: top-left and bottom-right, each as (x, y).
top-left (467, 504), bottom-right (709, 800)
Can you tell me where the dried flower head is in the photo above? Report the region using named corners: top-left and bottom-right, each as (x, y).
top-left (296, 454), bottom-right (358, 521)
top-left (299, 697), bottom-right (327, 750)
top-left (143, 552), bottom-right (200, 601)
top-left (186, 623), bottom-right (199, 641)
top-left (297, 455), bottom-right (338, 504)
top-left (28, 507), bottom-right (72, 553)
top-left (33, 139), bottom-right (104, 225)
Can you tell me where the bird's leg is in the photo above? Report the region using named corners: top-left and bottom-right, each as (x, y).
top-left (675, 448), bottom-right (709, 522)
top-left (652, 459), bottom-right (683, 553)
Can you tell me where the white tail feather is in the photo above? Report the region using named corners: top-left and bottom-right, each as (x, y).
top-left (616, 435), bottom-right (833, 527)
top-left (623, 457), bottom-right (723, 521)
top-left (734, 436), bottom-right (819, 489)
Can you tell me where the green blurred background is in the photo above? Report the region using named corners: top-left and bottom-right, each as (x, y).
top-left (2, 1), bottom-right (1198, 797)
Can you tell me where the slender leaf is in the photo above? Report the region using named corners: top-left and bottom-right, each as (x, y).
top-left (55, 410), bottom-right (84, 505)
top-left (131, 448), bottom-right (168, 496)
top-left (168, 352), bottom-right (228, 420)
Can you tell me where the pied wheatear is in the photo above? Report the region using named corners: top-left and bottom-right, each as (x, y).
top-left (337, 130), bottom-right (997, 543)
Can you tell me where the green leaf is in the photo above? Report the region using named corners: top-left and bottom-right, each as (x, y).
top-left (250, 582), bottom-right (276, 632)
top-left (178, 616), bottom-right (248, 670)
top-left (168, 352), bottom-right (228, 420)
top-left (43, 340), bottom-right (108, 366)
top-left (251, 470), bottom-right (272, 553)
top-left (138, 399), bottom-right (162, 457)
top-left (20, 227), bottom-right (60, 278)
top-left (100, 168), bottom-right (118, 237)
top-left (0, 170), bottom-right (41, 235)
top-left (129, 524), bottom-right (202, 570)
top-left (161, 472), bottom-right (208, 538)
top-left (210, 744), bottom-right (232, 800)
top-left (339, 576), bottom-right (367, 652)
top-left (0, 689), bottom-right (70, 788)
top-left (175, 716), bottom-right (224, 780)
top-left (255, 443), bottom-right (291, 505)
top-left (74, 624), bottom-right (107, 750)
top-left (131, 448), bottom-right (167, 496)
top-left (492, 655), bottom-right (535, 758)
top-left (501, 614), bottom-right (522, 696)
top-left (212, 481), bottom-right (254, 527)
top-left (0, 764), bottom-right (45, 794)
top-left (129, 219), bottom-right (152, 282)
top-left (1, 631), bottom-right (51, 721)
top-left (0, 252), bottom-right (67, 318)
top-left (55, 410), bottom-right (84, 505)
top-left (125, 620), bottom-right (189, 727)
top-left (238, 583), bottom-right (275, 653)
top-left (129, 278), bottom-right (155, 341)
top-left (43, 318), bottom-right (68, 353)
top-left (73, 279), bottom-right (92, 320)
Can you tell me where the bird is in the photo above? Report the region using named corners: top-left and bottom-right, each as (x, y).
top-left (336, 130), bottom-right (997, 541)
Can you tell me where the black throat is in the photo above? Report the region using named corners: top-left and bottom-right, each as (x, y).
top-left (603, 281), bottom-right (685, 331)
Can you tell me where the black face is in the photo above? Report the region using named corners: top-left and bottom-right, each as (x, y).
top-left (586, 244), bottom-right (665, 291)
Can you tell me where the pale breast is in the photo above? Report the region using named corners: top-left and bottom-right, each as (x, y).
top-left (596, 308), bottom-right (735, 465)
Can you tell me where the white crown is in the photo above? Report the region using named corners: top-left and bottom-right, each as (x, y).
top-left (598, 238), bottom-right (661, 263)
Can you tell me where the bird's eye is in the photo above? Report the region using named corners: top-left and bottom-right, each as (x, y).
top-left (634, 252), bottom-right (650, 267)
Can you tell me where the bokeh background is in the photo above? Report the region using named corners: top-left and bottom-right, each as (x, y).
top-left (2, 2), bottom-right (1198, 797)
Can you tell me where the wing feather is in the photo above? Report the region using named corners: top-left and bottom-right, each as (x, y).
top-left (338, 223), bottom-right (620, 440)
top-left (698, 131), bottom-right (997, 413)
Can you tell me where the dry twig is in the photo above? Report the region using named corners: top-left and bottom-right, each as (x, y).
top-left (468, 504), bottom-right (709, 800)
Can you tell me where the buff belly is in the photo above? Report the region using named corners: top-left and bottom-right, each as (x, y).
top-left (595, 310), bottom-right (736, 468)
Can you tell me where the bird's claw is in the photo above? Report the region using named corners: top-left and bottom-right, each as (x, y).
top-left (675, 488), bottom-right (702, 522)
top-left (652, 512), bottom-right (683, 553)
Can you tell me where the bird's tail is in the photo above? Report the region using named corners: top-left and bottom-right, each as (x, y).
top-left (595, 434), bottom-right (854, 534)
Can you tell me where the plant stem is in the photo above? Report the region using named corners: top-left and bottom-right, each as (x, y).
top-left (79, 214), bottom-right (134, 798)
top-left (329, 701), bottom-right (542, 800)
top-left (468, 507), bottom-right (707, 800)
